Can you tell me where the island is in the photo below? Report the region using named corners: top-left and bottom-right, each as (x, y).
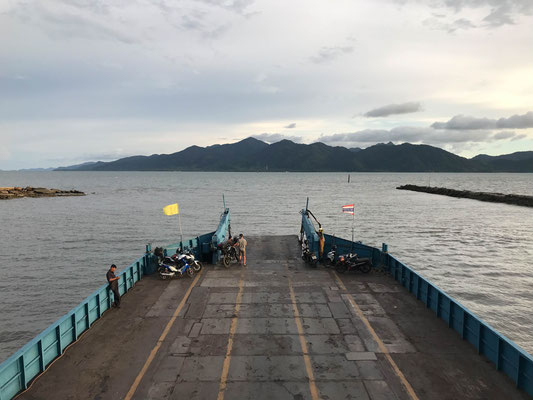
top-left (0, 187), bottom-right (85, 200)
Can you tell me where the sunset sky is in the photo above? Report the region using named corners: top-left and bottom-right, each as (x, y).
top-left (1, 0), bottom-right (533, 169)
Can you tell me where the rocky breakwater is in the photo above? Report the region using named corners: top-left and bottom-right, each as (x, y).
top-left (0, 186), bottom-right (85, 200)
top-left (397, 184), bottom-right (533, 208)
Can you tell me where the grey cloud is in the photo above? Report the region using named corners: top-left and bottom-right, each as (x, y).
top-left (311, 45), bottom-right (354, 64)
top-left (411, 0), bottom-right (533, 29)
top-left (441, 0), bottom-right (532, 13)
top-left (152, 2), bottom-right (233, 39)
top-left (194, 0), bottom-right (255, 15)
top-left (9, 2), bottom-right (138, 44)
top-left (512, 134), bottom-right (527, 141)
top-left (450, 18), bottom-right (476, 31)
top-left (482, 5), bottom-right (516, 27)
top-left (432, 111), bottom-right (533, 130)
top-left (319, 125), bottom-right (523, 146)
top-left (423, 16), bottom-right (476, 32)
top-left (284, 123), bottom-right (296, 129)
top-left (56, 0), bottom-right (112, 15)
top-left (492, 131), bottom-right (515, 140)
top-left (252, 133), bottom-right (303, 143)
top-left (364, 102), bottom-right (421, 117)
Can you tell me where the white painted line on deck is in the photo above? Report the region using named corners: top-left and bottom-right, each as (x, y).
top-left (217, 269), bottom-right (245, 400)
top-left (286, 262), bottom-right (320, 400)
top-left (124, 271), bottom-right (203, 400)
top-left (332, 271), bottom-right (420, 400)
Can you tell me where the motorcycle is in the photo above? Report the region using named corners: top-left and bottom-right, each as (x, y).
top-left (174, 248), bottom-right (203, 273)
top-left (219, 242), bottom-right (239, 268)
top-left (154, 247), bottom-right (194, 279)
top-left (301, 239), bottom-right (318, 266)
top-left (325, 245), bottom-right (338, 267)
top-left (335, 253), bottom-right (372, 274)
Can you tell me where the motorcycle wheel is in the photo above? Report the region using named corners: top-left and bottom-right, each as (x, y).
top-left (193, 261), bottom-right (203, 273)
top-left (360, 262), bottom-right (371, 274)
top-left (186, 267), bottom-right (194, 278)
top-left (158, 267), bottom-right (169, 280)
top-left (223, 254), bottom-right (231, 268)
top-left (335, 262), bottom-right (347, 273)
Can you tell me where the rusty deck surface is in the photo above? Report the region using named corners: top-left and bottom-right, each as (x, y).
top-left (18, 236), bottom-right (529, 400)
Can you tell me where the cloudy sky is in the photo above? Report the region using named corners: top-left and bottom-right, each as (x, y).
top-left (1, 0), bottom-right (533, 169)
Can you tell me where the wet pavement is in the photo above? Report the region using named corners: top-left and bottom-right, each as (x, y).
top-left (18, 236), bottom-right (529, 400)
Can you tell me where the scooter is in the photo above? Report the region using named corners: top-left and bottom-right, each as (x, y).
top-left (173, 248), bottom-right (203, 273)
top-left (154, 247), bottom-right (194, 279)
top-left (301, 240), bottom-right (318, 266)
top-left (325, 245), bottom-right (338, 267)
top-left (335, 253), bottom-right (372, 274)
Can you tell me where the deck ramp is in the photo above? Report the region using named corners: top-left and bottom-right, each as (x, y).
top-left (18, 236), bottom-right (529, 399)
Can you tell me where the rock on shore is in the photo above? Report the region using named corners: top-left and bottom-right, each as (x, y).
top-left (0, 186), bottom-right (85, 200)
top-left (397, 184), bottom-right (533, 208)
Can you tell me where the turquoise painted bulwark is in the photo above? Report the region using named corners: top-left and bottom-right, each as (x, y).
top-left (0, 209), bottom-right (231, 400)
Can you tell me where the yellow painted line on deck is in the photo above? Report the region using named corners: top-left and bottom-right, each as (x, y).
top-left (217, 269), bottom-right (245, 400)
top-left (332, 271), bottom-right (420, 400)
top-left (286, 263), bottom-right (320, 400)
top-left (124, 271), bottom-right (203, 400)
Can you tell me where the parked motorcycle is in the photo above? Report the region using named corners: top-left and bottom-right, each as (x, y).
top-left (174, 248), bottom-right (203, 273)
top-left (301, 240), bottom-right (318, 266)
top-left (219, 242), bottom-right (239, 268)
top-left (335, 253), bottom-right (372, 274)
top-left (326, 245), bottom-right (338, 267)
top-left (154, 247), bottom-right (194, 279)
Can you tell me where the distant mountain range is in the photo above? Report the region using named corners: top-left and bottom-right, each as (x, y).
top-left (54, 138), bottom-right (533, 172)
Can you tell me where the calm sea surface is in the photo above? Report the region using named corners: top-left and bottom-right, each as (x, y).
top-left (1, 171), bottom-right (532, 362)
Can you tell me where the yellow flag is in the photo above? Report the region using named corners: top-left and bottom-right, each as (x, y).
top-left (163, 203), bottom-right (179, 215)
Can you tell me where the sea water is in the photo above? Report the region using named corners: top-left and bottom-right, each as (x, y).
top-left (0, 171), bottom-right (532, 362)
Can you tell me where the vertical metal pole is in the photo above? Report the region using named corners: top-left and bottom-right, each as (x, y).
top-left (178, 213), bottom-right (184, 245)
top-left (38, 340), bottom-right (45, 372)
top-left (305, 197), bottom-right (309, 212)
top-left (351, 211), bottom-right (354, 252)
top-left (223, 194), bottom-right (226, 210)
top-left (19, 355), bottom-right (27, 390)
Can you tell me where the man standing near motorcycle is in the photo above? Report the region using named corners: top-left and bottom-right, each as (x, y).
top-left (237, 233), bottom-right (247, 266)
top-left (106, 264), bottom-right (121, 308)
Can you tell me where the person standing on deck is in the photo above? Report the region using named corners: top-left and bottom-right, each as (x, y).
top-left (106, 264), bottom-right (121, 308)
top-left (237, 233), bottom-right (247, 266)
top-left (317, 228), bottom-right (325, 260)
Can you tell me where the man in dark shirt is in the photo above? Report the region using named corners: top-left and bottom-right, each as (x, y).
top-left (106, 264), bottom-right (121, 308)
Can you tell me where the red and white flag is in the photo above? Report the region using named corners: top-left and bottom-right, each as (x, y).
top-left (342, 204), bottom-right (354, 215)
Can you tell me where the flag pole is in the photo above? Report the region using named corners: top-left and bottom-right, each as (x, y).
top-left (351, 207), bottom-right (355, 252)
top-left (178, 212), bottom-right (183, 248)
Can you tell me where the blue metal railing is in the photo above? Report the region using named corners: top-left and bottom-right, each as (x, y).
top-left (383, 252), bottom-right (533, 396)
top-left (301, 198), bottom-right (533, 396)
top-left (165, 232), bottom-right (216, 262)
top-left (0, 210), bottom-right (231, 400)
top-left (0, 255), bottom-right (146, 400)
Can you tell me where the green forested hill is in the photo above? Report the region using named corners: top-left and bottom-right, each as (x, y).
top-left (57, 138), bottom-right (533, 172)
